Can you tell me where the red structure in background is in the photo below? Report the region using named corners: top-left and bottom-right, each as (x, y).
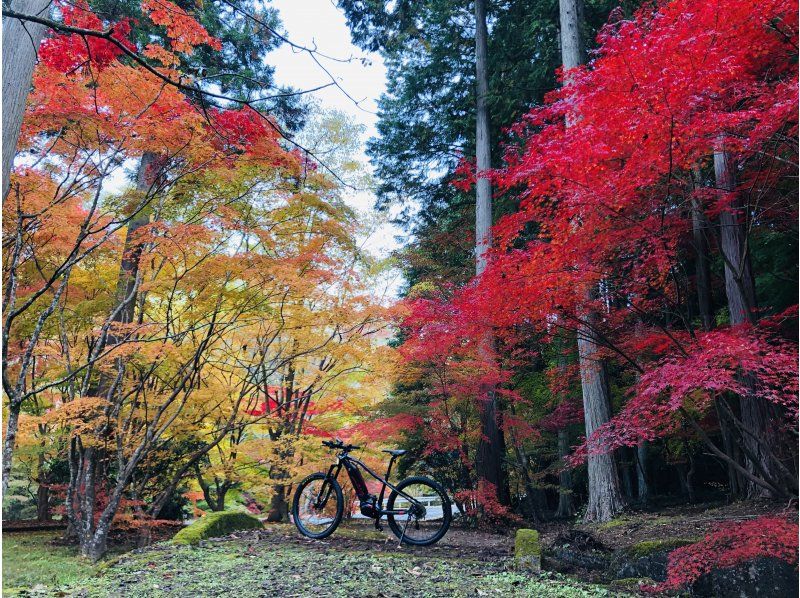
top-left (243, 385), bottom-right (305, 417)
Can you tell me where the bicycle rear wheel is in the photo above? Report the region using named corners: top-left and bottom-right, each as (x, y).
top-left (386, 476), bottom-right (451, 546)
top-left (292, 473), bottom-right (344, 539)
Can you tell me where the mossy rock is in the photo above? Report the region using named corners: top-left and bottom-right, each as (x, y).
top-left (611, 538), bottom-right (698, 582)
top-left (172, 511), bottom-right (263, 545)
top-left (626, 538), bottom-right (696, 559)
top-left (515, 529), bottom-right (541, 557)
top-left (515, 529), bottom-right (541, 572)
top-left (608, 577), bottom-right (656, 589)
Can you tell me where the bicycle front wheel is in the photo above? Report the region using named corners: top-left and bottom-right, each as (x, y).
top-left (292, 473), bottom-right (344, 539)
top-left (386, 476), bottom-right (451, 546)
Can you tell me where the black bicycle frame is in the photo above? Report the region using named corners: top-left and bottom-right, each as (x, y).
top-left (317, 453), bottom-right (421, 517)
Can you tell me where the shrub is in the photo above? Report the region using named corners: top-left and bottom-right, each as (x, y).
top-left (454, 481), bottom-right (521, 528)
top-left (650, 516), bottom-right (798, 592)
top-left (172, 511), bottom-right (263, 545)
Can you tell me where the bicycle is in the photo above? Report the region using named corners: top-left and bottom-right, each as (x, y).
top-left (291, 439), bottom-right (452, 545)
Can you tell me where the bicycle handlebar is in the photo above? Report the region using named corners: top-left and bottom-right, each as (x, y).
top-left (322, 438), bottom-right (360, 452)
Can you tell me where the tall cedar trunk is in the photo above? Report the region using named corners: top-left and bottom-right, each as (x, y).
top-left (509, 426), bottom-right (542, 522)
top-left (556, 428), bottom-right (575, 518)
top-left (636, 441), bottom-right (650, 505)
top-left (560, 0), bottom-right (625, 522)
top-left (690, 170), bottom-right (714, 331)
top-left (693, 168), bottom-right (743, 495)
top-left (714, 147), bottom-right (783, 498)
top-left (473, 0), bottom-right (509, 505)
top-left (555, 351), bottom-right (575, 518)
top-left (577, 322), bottom-right (625, 521)
top-left (619, 447), bottom-right (635, 501)
top-left (2, 0), bottom-right (51, 200)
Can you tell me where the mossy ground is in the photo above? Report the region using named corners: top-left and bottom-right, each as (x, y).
top-left (4, 524), bottom-right (625, 597)
top-left (71, 539), bottom-right (618, 597)
top-left (2, 531), bottom-right (117, 595)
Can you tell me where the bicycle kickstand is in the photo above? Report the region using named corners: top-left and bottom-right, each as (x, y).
top-left (398, 516), bottom-right (410, 547)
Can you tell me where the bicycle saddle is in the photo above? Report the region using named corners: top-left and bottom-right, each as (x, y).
top-left (382, 449), bottom-right (407, 456)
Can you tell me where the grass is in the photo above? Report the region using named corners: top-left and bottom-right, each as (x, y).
top-left (2, 532), bottom-right (99, 594)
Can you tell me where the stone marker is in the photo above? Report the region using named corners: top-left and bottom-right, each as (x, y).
top-left (515, 528), bottom-right (541, 572)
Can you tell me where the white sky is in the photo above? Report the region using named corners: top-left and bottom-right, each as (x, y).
top-left (268, 0), bottom-right (403, 264)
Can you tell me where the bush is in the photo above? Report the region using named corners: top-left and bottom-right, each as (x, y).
top-left (172, 511), bottom-right (263, 545)
top-left (652, 516), bottom-right (798, 592)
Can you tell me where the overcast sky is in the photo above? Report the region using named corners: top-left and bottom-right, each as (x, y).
top-left (268, 0), bottom-right (403, 267)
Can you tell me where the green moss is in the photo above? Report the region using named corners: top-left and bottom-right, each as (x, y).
top-left (172, 511), bottom-right (263, 545)
top-left (627, 538), bottom-right (697, 558)
top-left (2, 531), bottom-right (115, 593)
top-left (608, 577), bottom-right (655, 589)
top-left (597, 517), bottom-right (629, 530)
top-left (515, 528), bottom-right (541, 557)
top-left (73, 542), bottom-right (616, 597)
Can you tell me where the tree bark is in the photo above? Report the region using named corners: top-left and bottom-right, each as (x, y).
top-left (36, 450), bottom-right (51, 521)
top-left (577, 322), bottom-right (625, 522)
top-left (556, 428), bottom-right (575, 518)
top-left (474, 0), bottom-right (492, 277)
top-left (559, 0), bottom-right (585, 70)
top-left (714, 150), bottom-right (756, 326)
top-left (2, 0), bottom-right (51, 200)
top-left (267, 485), bottom-right (289, 522)
top-left (714, 147), bottom-right (783, 498)
top-left (690, 170), bottom-right (714, 332)
top-left (635, 441), bottom-right (650, 505)
top-left (473, 0), bottom-right (509, 506)
top-left (90, 152), bottom-right (156, 399)
top-left (2, 405), bottom-right (20, 495)
top-left (560, 0), bottom-right (625, 523)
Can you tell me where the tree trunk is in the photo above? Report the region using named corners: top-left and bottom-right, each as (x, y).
top-left (559, 0), bottom-right (585, 71)
top-left (715, 149), bottom-right (756, 325)
top-left (2, 0), bottom-right (51, 200)
top-left (694, 168), bottom-right (744, 496)
top-left (714, 147), bottom-right (784, 498)
top-left (619, 447), bottom-right (635, 501)
top-left (90, 152), bottom-right (156, 398)
top-left (2, 404), bottom-right (21, 495)
top-left (510, 432), bottom-right (542, 522)
top-left (473, 0), bottom-right (509, 506)
top-left (690, 171), bottom-right (714, 332)
top-left (578, 322), bottom-right (625, 522)
top-left (635, 441), bottom-right (650, 505)
top-left (474, 0), bottom-right (492, 277)
top-left (267, 485), bottom-right (288, 522)
top-left (560, 0), bottom-right (625, 523)
top-left (556, 428), bottom-right (575, 518)
top-left (36, 451), bottom-right (51, 521)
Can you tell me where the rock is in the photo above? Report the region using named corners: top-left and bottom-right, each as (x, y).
top-left (611, 538), bottom-right (697, 581)
top-left (172, 511), bottom-right (263, 545)
top-left (608, 577), bottom-right (656, 591)
top-left (692, 557), bottom-right (799, 597)
top-left (514, 529), bottom-right (541, 572)
top-left (542, 530), bottom-right (611, 573)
